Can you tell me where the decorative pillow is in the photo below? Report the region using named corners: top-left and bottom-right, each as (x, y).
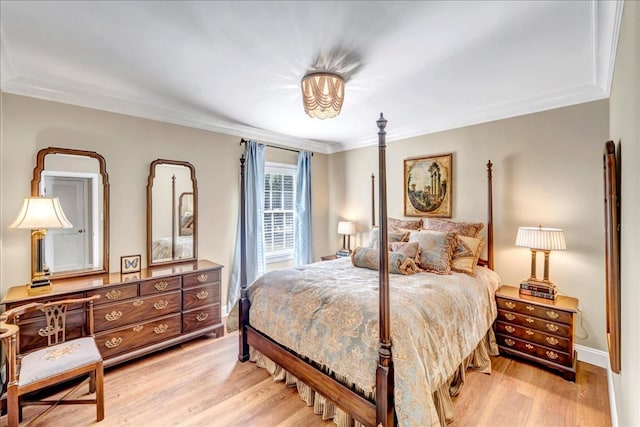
top-left (388, 241), bottom-right (420, 261)
top-left (367, 227), bottom-right (409, 249)
top-left (421, 218), bottom-right (484, 238)
top-left (408, 230), bottom-right (457, 274)
top-left (351, 247), bottom-right (420, 275)
top-left (388, 217), bottom-right (422, 232)
top-left (451, 235), bottom-right (485, 276)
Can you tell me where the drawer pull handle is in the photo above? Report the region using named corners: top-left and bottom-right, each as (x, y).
top-left (525, 317), bottom-right (534, 323)
top-left (196, 290), bottom-right (209, 300)
top-left (505, 301), bottom-right (516, 309)
top-left (154, 324), bottom-right (168, 334)
top-left (546, 323), bottom-right (559, 332)
top-left (546, 310), bottom-right (560, 319)
top-left (38, 326), bottom-right (54, 337)
top-left (525, 344), bottom-right (534, 350)
top-left (546, 336), bottom-right (559, 346)
top-left (106, 290), bottom-right (121, 300)
top-left (133, 299), bottom-right (144, 307)
top-left (504, 313), bottom-right (516, 321)
top-left (504, 338), bottom-right (515, 346)
top-left (197, 274), bottom-right (208, 283)
top-left (525, 329), bottom-right (534, 336)
top-left (153, 300), bottom-right (169, 310)
top-left (505, 325), bottom-right (515, 333)
top-left (132, 325), bottom-right (144, 332)
top-left (105, 310), bottom-right (123, 321)
top-left (105, 337), bottom-right (123, 348)
top-left (526, 305), bottom-right (535, 311)
top-left (155, 281), bottom-right (169, 291)
top-left (196, 312), bottom-right (209, 322)
top-left (546, 351), bottom-right (559, 360)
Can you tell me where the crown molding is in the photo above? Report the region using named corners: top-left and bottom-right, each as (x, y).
top-left (593, 0), bottom-right (625, 96)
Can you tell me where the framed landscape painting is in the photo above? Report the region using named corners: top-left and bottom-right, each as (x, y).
top-left (404, 153), bottom-right (452, 217)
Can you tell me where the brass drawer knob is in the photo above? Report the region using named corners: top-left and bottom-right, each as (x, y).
top-left (155, 281), bottom-right (168, 291)
top-left (105, 310), bottom-right (123, 321)
top-left (546, 336), bottom-right (559, 346)
top-left (196, 312), bottom-right (209, 322)
top-left (505, 338), bottom-right (515, 346)
top-left (106, 289), bottom-right (121, 300)
top-left (505, 313), bottom-right (516, 321)
top-left (133, 299), bottom-right (144, 307)
top-left (546, 351), bottom-right (559, 360)
top-left (132, 325), bottom-right (144, 332)
top-left (153, 300), bottom-right (169, 310)
top-left (525, 329), bottom-right (534, 336)
top-left (546, 310), bottom-right (560, 319)
top-left (105, 337), bottom-right (123, 348)
top-left (196, 290), bottom-right (209, 300)
top-left (197, 274), bottom-right (209, 283)
top-left (154, 324), bottom-right (168, 334)
top-left (525, 317), bottom-right (534, 324)
top-left (505, 325), bottom-right (515, 333)
top-left (525, 305), bottom-right (535, 311)
top-left (505, 301), bottom-right (516, 309)
top-left (38, 326), bottom-right (54, 337)
top-left (525, 344), bottom-right (534, 350)
top-left (546, 323), bottom-right (559, 332)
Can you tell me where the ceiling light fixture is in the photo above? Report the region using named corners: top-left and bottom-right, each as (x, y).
top-left (301, 71), bottom-right (345, 119)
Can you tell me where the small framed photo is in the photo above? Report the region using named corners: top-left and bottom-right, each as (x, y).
top-left (121, 254), bottom-right (141, 274)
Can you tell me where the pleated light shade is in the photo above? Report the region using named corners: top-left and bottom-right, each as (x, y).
top-left (515, 226), bottom-right (566, 251)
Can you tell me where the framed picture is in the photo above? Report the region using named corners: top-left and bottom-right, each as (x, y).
top-left (404, 153), bottom-right (452, 217)
top-left (121, 254), bottom-right (141, 274)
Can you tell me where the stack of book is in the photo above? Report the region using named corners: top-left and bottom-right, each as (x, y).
top-left (519, 280), bottom-right (557, 301)
top-left (336, 249), bottom-right (351, 258)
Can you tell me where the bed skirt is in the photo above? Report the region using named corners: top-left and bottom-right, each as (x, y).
top-left (248, 328), bottom-right (499, 427)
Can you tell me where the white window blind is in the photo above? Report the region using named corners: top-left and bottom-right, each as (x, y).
top-left (264, 163), bottom-right (296, 262)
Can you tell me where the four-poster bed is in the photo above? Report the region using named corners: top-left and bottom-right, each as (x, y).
top-left (233, 114), bottom-right (497, 427)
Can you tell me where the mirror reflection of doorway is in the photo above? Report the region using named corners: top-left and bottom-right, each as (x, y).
top-left (41, 172), bottom-right (99, 273)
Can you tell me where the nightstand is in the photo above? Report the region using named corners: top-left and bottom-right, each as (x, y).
top-left (494, 285), bottom-right (578, 381)
top-left (320, 254), bottom-right (337, 261)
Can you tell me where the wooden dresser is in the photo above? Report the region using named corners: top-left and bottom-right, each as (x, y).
top-left (1, 260), bottom-right (224, 368)
top-left (494, 285), bottom-right (578, 381)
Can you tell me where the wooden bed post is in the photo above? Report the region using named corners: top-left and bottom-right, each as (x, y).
top-left (486, 161), bottom-right (494, 270)
top-left (376, 113), bottom-right (394, 427)
top-left (371, 174), bottom-right (376, 227)
top-left (238, 154), bottom-right (251, 362)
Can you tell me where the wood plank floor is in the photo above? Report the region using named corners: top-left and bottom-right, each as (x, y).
top-left (1, 332), bottom-right (610, 427)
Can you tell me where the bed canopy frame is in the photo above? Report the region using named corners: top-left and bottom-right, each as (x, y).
top-left (237, 114), bottom-right (494, 427)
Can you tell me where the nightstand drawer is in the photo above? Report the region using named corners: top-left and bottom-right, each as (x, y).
top-left (497, 309), bottom-right (571, 337)
top-left (496, 297), bottom-right (572, 324)
top-left (495, 320), bottom-right (571, 352)
top-left (497, 334), bottom-right (572, 366)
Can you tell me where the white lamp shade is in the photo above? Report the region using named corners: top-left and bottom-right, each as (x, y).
top-left (337, 221), bottom-right (356, 236)
top-left (515, 226), bottom-right (566, 251)
top-left (9, 197), bottom-right (73, 229)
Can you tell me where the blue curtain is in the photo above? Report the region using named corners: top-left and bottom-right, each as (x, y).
top-left (227, 140), bottom-right (266, 313)
top-left (294, 151), bottom-right (313, 265)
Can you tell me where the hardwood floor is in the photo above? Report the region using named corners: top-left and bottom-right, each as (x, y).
top-left (1, 332), bottom-right (610, 427)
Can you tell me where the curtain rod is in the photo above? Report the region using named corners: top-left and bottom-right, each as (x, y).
top-left (239, 138), bottom-right (313, 156)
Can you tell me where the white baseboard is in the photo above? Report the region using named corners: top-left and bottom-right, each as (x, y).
top-left (606, 360), bottom-right (619, 427)
top-left (575, 343), bottom-right (608, 368)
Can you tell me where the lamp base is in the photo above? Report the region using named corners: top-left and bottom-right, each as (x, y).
top-left (28, 277), bottom-right (52, 295)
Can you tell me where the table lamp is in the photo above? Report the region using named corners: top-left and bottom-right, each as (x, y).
top-left (337, 221), bottom-right (356, 255)
top-left (515, 225), bottom-right (566, 287)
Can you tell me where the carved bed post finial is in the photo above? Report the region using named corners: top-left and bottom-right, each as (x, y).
top-left (238, 153), bottom-right (250, 362)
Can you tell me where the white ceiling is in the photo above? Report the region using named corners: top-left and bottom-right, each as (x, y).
top-left (0, 1), bottom-right (623, 154)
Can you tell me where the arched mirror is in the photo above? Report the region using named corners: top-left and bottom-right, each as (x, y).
top-left (147, 159), bottom-right (197, 267)
top-left (31, 147), bottom-right (110, 278)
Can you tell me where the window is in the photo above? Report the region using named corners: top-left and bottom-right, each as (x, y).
top-left (264, 163), bottom-right (296, 263)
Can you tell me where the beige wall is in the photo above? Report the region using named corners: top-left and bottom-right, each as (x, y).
top-left (0, 93), bottom-right (330, 309)
top-left (329, 100), bottom-right (610, 352)
top-left (609, 1), bottom-right (640, 425)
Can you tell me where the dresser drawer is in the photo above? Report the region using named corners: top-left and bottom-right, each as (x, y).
top-left (182, 283), bottom-right (220, 311)
top-left (95, 313), bottom-right (181, 358)
top-left (94, 291), bottom-right (182, 332)
top-left (17, 310), bottom-right (84, 353)
top-left (495, 320), bottom-right (571, 352)
top-left (496, 297), bottom-right (573, 325)
top-left (182, 269), bottom-right (221, 288)
top-left (88, 284), bottom-right (138, 305)
top-left (497, 334), bottom-right (572, 366)
top-left (140, 276), bottom-right (182, 296)
top-left (182, 303), bottom-right (221, 334)
top-left (497, 309), bottom-right (571, 337)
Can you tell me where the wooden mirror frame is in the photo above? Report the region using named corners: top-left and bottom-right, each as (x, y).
top-left (30, 147), bottom-right (110, 279)
top-left (603, 140), bottom-right (621, 374)
top-left (147, 159), bottom-right (198, 267)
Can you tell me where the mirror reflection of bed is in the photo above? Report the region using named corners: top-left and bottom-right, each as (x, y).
top-left (148, 160), bottom-right (197, 265)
